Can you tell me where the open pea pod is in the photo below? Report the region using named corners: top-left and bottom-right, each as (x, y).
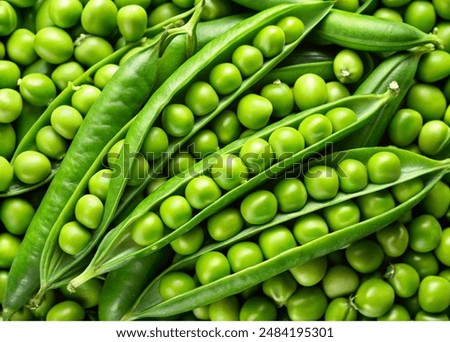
top-left (122, 166), bottom-right (449, 320)
top-left (68, 83), bottom-right (398, 290)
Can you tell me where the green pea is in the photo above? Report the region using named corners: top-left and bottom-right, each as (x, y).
top-left (167, 151), bottom-right (195, 177)
top-left (75, 194), bottom-right (104, 229)
top-left (326, 81), bottom-right (350, 103)
top-left (260, 81), bottom-right (294, 118)
top-left (406, 83), bottom-right (447, 121)
top-left (93, 63), bottom-right (120, 89)
top-left (418, 275), bottom-right (450, 313)
top-left (0, 232), bottom-right (21, 268)
top-left (367, 151), bottom-right (401, 184)
top-left (417, 50), bottom-right (450, 83)
top-left (130, 211), bottom-right (164, 247)
top-left (273, 178), bottom-right (307, 213)
top-left (231, 44), bottom-right (264, 77)
top-left (0, 270), bottom-right (9, 305)
top-left (209, 62), bottom-right (242, 95)
top-left (207, 207), bottom-right (244, 241)
top-left (74, 36), bottom-right (115, 67)
top-left (188, 129), bottom-right (219, 159)
top-left (289, 256), bottom-right (327, 287)
top-left (268, 127), bottom-right (305, 160)
top-left (324, 297), bottom-right (358, 321)
top-left (71, 84), bottom-right (102, 116)
top-left (210, 153), bottom-right (248, 191)
top-left (323, 199), bottom-right (360, 231)
top-left (195, 251), bottom-right (231, 285)
top-left (240, 189), bottom-right (278, 225)
top-left (14, 150), bottom-right (52, 185)
top-left (402, 250), bottom-right (440, 278)
top-left (184, 81), bottom-right (219, 116)
top-left (415, 311), bottom-right (449, 321)
top-left (404, 0), bottom-right (436, 33)
top-left (252, 25), bottom-right (285, 58)
top-left (148, 2), bottom-right (183, 26)
top-left (209, 296), bottom-right (240, 321)
top-left (376, 221), bottom-right (409, 257)
top-left (161, 104), bottom-right (195, 137)
top-left (145, 177), bottom-right (166, 196)
top-left (0, 197), bottom-right (35, 235)
top-left (141, 126), bottom-right (169, 160)
top-left (333, 49), bottom-right (364, 84)
top-left (34, 27), bottom-right (74, 64)
top-left (293, 213), bottom-right (329, 244)
top-left (211, 110), bottom-right (241, 145)
top-left (0, 123), bottom-right (17, 159)
top-left (259, 225), bottom-right (297, 259)
top-left (298, 114), bottom-right (333, 146)
top-left (0, 0), bottom-right (17, 35)
top-left (170, 226), bottom-right (204, 256)
top-left (227, 241), bottom-right (264, 273)
top-left (287, 286), bottom-right (328, 321)
top-left (159, 271), bottom-right (196, 300)
top-left (304, 165), bottom-right (339, 201)
top-left (48, 0), bottom-right (83, 28)
top-left (418, 120), bottom-right (450, 156)
top-left (6, 28), bottom-right (38, 65)
top-left (345, 239), bottom-right (384, 274)
top-left (377, 304), bottom-right (411, 321)
top-left (239, 296), bottom-right (278, 321)
top-left (36, 126), bottom-right (68, 160)
top-left (237, 93), bottom-right (273, 130)
top-left (0, 88), bottom-right (22, 123)
top-left (407, 214), bottom-right (442, 253)
top-left (117, 4), bottom-right (147, 42)
top-left (59, 277), bottom-right (103, 309)
top-left (353, 277), bottom-right (395, 318)
top-left (51, 61), bottom-right (85, 91)
top-left (46, 300), bottom-right (85, 321)
top-left (192, 305), bottom-right (210, 320)
top-left (58, 221), bottom-right (92, 255)
top-left (0, 60), bottom-right (21, 89)
top-left (385, 263), bottom-right (420, 298)
top-left (337, 158), bottom-right (368, 193)
top-left (293, 73), bottom-right (328, 110)
top-left (435, 228), bottom-right (450, 266)
top-left (239, 137), bottom-right (273, 174)
top-left (391, 177), bottom-right (424, 203)
top-left (262, 272), bottom-right (297, 307)
top-left (81, 0), bottom-right (118, 36)
top-left (88, 169), bottom-right (112, 202)
top-left (373, 7), bottom-right (403, 22)
top-left (185, 175), bottom-right (222, 210)
top-left (322, 264), bottom-right (359, 299)
top-left (0, 156), bottom-right (13, 192)
top-left (356, 189), bottom-right (396, 219)
top-left (276, 16), bottom-right (304, 44)
top-left (325, 107), bottom-right (357, 132)
top-left (420, 181), bottom-right (450, 218)
top-left (159, 195), bottom-right (193, 229)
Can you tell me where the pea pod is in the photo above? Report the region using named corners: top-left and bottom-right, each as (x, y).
top-left (336, 45), bottom-right (433, 150)
top-left (68, 83), bottom-right (398, 290)
top-left (122, 157), bottom-right (449, 319)
top-left (82, 1), bottom-right (334, 280)
top-left (1, 32), bottom-right (166, 320)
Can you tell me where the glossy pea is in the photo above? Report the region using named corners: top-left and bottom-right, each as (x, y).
top-left (0, 60), bottom-right (21, 89)
top-left (322, 264), bottom-right (359, 299)
top-left (188, 129), bottom-right (219, 159)
top-left (209, 62), bottom-right (242, 95)
top-left (0, 88), bottom-right (22, 123)
top-left (184, 81), bottom-right (219, 116)
top-left (231, 44), bottom-right (264, 77)
top-left (209, 296), bottom-right (240, 321)
top-left (210, 154), bottom-right (248, 191)
top-left (304, 165), bottom-right (339, 201)
top-left (75, 194), bottom-right (104, 229)
top-left (185, 175), bottom-right (222, 210)
top-left (345, 239), bottom-right (384, 274)
top-left (0, 197), bottom-right (35, 235)
top-left (6, 28), bottom-right (38, 65)
top-left (0, 123), bottom-right (15, 159)
top-left (406, 83), bottom-right (447, 121)
top-left (58, 221), bottom-right (92, 255)
top-left (269, 127), bottom-right (305, 161)
top-left (356, 189), bottom-right (396, 219)
top-left (81, 0), bottom-right (118, 36)
top-left (88, 169), bottom-right (112, 202)
top-left (276, 16), bottom-right (304, 44)
top-left (336, 158), bottom-right (368, 193)
top-left (323, 199), bottom-right (360, 231)
top-left (273, 178), bottom-right (308, 213)
top-left (293, 73), bottom-right (328, 110)
top-left (293, 213), bottom-right (329, 244)
top-left (376, 221), bottom-right (409, 257)
top-left (237, 94), bottom-right (273, 130)
top-left (420, 181), bottom-right (450, 218)
top-left (240, 189), bottom-right (278, 225)
top-left (51, 61), bottom-right (85, 91)
top-left (388, 108), bottom-right (423, 147)
top-left (289, 256), bottom-right (327, 287)
top-left (159, 195), bottom-right (193, 229)
top-left (207, 207), bottom-right (244, 241)
top-left (48, 0), bottom-right (83, 28)
top-left (333, 49), bottom-right (364, 84)
top-left (148, 2), bottom-right (183, 26)
top-left (260, 80), bottom-right (294, 118)
top-left (326, 81), bottom-right (350, 103)
top-left (93, 64), bottom-right (120, 89)
top-left (227, 241), bottom-right (264, 273)
top-left (353, 277), bottom-right (395, 318)
top-left (407, 214), bottom-right (442, 253)
top-left (141, 126), bottom-right (169, 160)
top-left (298, 114), bottom-right (333, 146)
top-left (74, 36), bottom-right (115, 68)
top-left (239, 137), bottom-right (273, 174)
top-left (325, 297), bottom-right (357, 321)
top-left (391, 177), bottom-right (424, 203)
top-left (418, 276), bottom-right (450, 313)
top-left (71, 84), bottom-right (102, 116)
top-left (36, 126), bottom-right (68, 160)
top-left (59, 277), bottom-right (103, 309)
top-left (385, 263), bottom-right (420, 298)
top-left (130, 211), bottom-right (164, 247)
top-left (239, 296), bottom-right (277, 321)
top-left (13, 150), bottom-right (52, 185)
top-left (258, 225), bottom-right (297, 259)
top-left (167, 152), bottom-right (195, 177)
top-left (210, 110), bottom-right (241, 145)
top-left (0, 232), bottom-right (21, 268)
top-left (161, 104), bottom-right (195, 137)
top-left (377, 304), bottom-right (411, 321)
top-left (418, 120), bottom-right (450, 156)
top-left (0, 0), bottom-right (17, 36)
top-left (367, 151), bottom-right (401, 184)
top-left (415, 311), bottom-right (449, 321)
top-left (404, 0), bottom-right (436, 33)
top-left (0, 156), bottom-right (13, 191)
top-left (287, 286), bottom-right (328, 321)
top-left (402, 250), bottom-right (440, 278)
top-left (325, 107), bottom-right (357, 132)
top-left (159, 272), bottom-right (196, 300)
top-left (50, 105), bottom-right (84, 140)
top-left (34, 27), bottom-right (74, 65)
top-left (117, 4), bottom-right (147, 42)
top-left (195, 251), bottom-right (231, 285)
top-left (252, 25), bottom-right (285, 58)
top-left (170, 226), bottom-right (204, 256)
top-left (46, 300), bottom-right (85, 321)
top-left (417, 50), bottom-right (450, 83)
top-left (262, 272), bottom-right (297, 307)
top-left (435, 228), bottom-right (450, 266)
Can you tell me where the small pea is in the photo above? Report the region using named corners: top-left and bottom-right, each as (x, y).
top-left (231, 44), bottom-right (264, 77)
top-left (93, 63), bottom-right (120, 89)
top-left (237, 93), bottom-right (273, 130)
top-left (185, 175), bottom-right (222, 210)
top-left (75, 194), bottom-right (104, 229)
top-left (402, 250), bottom-right (440, 278)
top-left (268, 127), bottom-right (305, 160)
top-left (304, 165), bottom-right (339, 201)
top-left (259, 225), bottom-right (297, 259)
top-left (188, 129), bottom-right (219, 159)
top-left (293, 213), bottom-right (329, 244)
top-left (418, 275), bottom-right (450, 313)
top-left (48, 0), bottom-right (83, 28)
top-left (159, 272), bottom-right (196, 300)
top-left (211, 110), bottom-right (241, 145)
top-left (420, 180), bottom-right (450, 218)
top-left (209, 296), bottom-right (240, 321)
top-left (58, 221), bottom-right (92, 255)
top-left (391, 177), bottom-right (424, 203)
top-left (407, 214), bottom-right (442, 253)
top-left (367, 151), bottom-right (402, 184)
top-left (260, 80), bottom-right (294, 118)
top-left (81, 0), bottom-right (118, 36)
top-left (435, 228), bottom-right (450, 266)
top-left (239, 137), bottom-right (273, 174)
top-left (170, 226), bottom-right (204, 256)
top-left (207, 207), bottom-right (244, 242)
top-left (141, 126), bottom-right (169, 160)
top-left (298, 114), bottom-right (333, 146)
top-left (0, 60), bottom-right (21, 89)
top-left (167, 151), bottom-right (195, 177)
top-left (14, 150), bottom-right (52, 185)
top-left (6, 28), bottom-right (38, 65)
top-left (240, 189), bottom-right (278, 225)
top-left (385, 263), bottom-right (420, 298)
top-left (34, 27), bottom-right (74, 64)
top-left (51, 61), bottom-right (85, 91)
top-left (0, 232), bottom-right (21, 268)
top-left (71, 84), bottom-right (102, 116)
top-left (36, 126), bottom-right (68, 160)
top-left (74, 36), bottom-right (115, 68)
top-left (325, 297), bottom-right (358, 321)
top-left (130, 211), bottom-right (164, 247)
top-left (195, 251), bottom-right (231, 285)
top-left (50, 105), bottom-right (84, 140)
top-left (227, 241), bottom-right (264, 273)
top-left (377, 304), bottom-right (411, 321)
top-left (252, 25), bottom-right (285, 58)
top-left (325, 107), bottom-right (358, 132)
top-left (326, 81), bottom-right (350, 102)
top-left (376, 221), bottom-right (409, 257)
top-left (159, 195), bottom-right (193, 229)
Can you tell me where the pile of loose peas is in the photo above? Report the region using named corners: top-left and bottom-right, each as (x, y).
top-left (0, 0), bottom-right (450, 322)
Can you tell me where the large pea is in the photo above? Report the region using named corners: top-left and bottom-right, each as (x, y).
top-left (185, 175), bottom-right (222, 210)
top-left (418, 120), bottom-right (450, 156)
top-left (240, 296), bottom-right (278, 321)
top-left (159, 272), bottom-right (196, 300)
top-left (367, 151), bottom-right (401, 184)
top-left (293, 73), bottom-right (328, 110)
top-left (322, 265), bottom-right (359, 299)
top-left (304, 165), bottom-right (339, 201)
top-left (0, 60), bottom-right (21, 89)
top-left (170, 226), bottom-right (204, 256)
top-left (36, 126), bottom-right (68, 160)
top-left (287, 286), bottom-right (328, 321)
top-left (237, 94), bottom-right (273, 130)
top-left (323, 199), bottom-right (360, 231)
top-left (0, 0), bottom-right (17, 36)
top-left (50, 105), bottom-right (84, 140)
top-left (74, 36), bottom-right (115, 67)
top-left (376, 221), bottom-right (409, 257)
top-left (293, 213), bottom-right (329, 244)
top-left (239, 137), bottom-right (273, 174)
top-left (289, 256), bottom-right (328, 287)
top-left (268, 127), bottom-right (305, 160)
top-left (240, 190), bottom-right (278, 225)
top-left (0, 88), bottom-right (22, 123)
top-left (0, 197), bottom-right (35, 235)
top-left (207, 207), bottom-right (244, 241)
top-left (259, 225), bottom-right (297, 259)
top-left (34, 27), bottom-right (74, 64)
top-left (159, 195), bottom-right (193, 229)
top-left (298, 114), bottom-right (333, 146)
top-left (117, 4), bottom-right (147, 42)
top-left (14, 150), bottom-right (52, 185)
top-left (435, 228), bottom-right (450, 266)
top-left (6, 28), bottom-right (38, 65)
top-left (130, 211), bottom-right (164, 247)
top-left (195, 251), bottom-right (231, 285)
top-left (336, 158), bottom-right (368, 193)
top-left (385, 263), bottom-right (420, 298)
top-left (273, 178), bottom-right (308, 213)
top-left (210, 153), bottom-right (248, 191)
top-left (58, 221), bottom-right (92, 255)
top-left (356, 189), bottom-right (396, 219)
top-left (354, 277), bottom-right (395, 318)
top-left (75, 194), bottom-right (104, 229)
top-left (81, 0), bottom-right (118, 36)
top-left (388, 108), bottom-right (423, 147)
top-left (262, 272), bottom-right (297, 307)
top-left (184, 81), bottom-right (219, 117)
top-left (227, 241), bottom-right (264, 273)
top-left (252, 25), bottom-right (285, 58)
top-left (345, 239), bottom-right (384, 274)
